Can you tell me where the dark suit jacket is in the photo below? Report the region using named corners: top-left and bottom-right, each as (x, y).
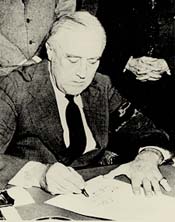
top-left (97, 0), bottom-right (175, 140)
top-left (0, 60), bottom-right (170, 181)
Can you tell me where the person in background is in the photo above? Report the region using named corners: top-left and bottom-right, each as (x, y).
top-left (96, 0), bottom-right (175, 143)
top-left (76, 0), bottom-right (99, 15)
top-left (0, 11), bottom-right (172, 196)
top-left (0, 0), bottom-right (76, 75)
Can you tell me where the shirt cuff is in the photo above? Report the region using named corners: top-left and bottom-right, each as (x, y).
top-left (139, 146), bottom-right (172, 164)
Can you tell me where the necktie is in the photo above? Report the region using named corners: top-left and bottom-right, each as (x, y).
top-left (65, 95), bottom-right (86, 159)
top-left (22, 0), bottom-right (28, 5)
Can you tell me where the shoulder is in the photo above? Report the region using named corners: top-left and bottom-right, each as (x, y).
top-left (87, 72), bottom-right (122, 101)
top-left (0, 60), bottom-right (48, 97)
top-left (92, 72), bottom-right (112, 89)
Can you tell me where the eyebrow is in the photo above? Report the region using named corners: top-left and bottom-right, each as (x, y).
top-left (66, 53), bottom-right (101, 60)
top-left (66, 54), bottom-right (81, 58)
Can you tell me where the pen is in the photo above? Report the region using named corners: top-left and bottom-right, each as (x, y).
top-left (81, 188), bottom-right (89, 197)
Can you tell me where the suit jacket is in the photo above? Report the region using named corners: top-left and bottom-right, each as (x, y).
top-left (0, 0), bottom-right (76, 74)
top-left (0, 60), bottom-right (170, 173)
top-left (97, 0), bottom-right (175, 139)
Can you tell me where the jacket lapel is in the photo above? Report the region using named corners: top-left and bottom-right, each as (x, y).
top-left (82, 78), bottom-right (109, 150)
top-left (27, 61), bottom-right (66, 157)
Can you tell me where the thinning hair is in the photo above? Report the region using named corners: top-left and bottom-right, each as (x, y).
top-left (47, 11), bottom-right (106, 49)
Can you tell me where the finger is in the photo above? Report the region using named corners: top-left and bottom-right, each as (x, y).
top-left (166, 70), bottom-right (171, 75)
top-left (48, 176), bottom-right (81, 194)
top-left (104, 164), bottom-right (128, 179)
top-left (49, 185), bottom-right (69, 195)
top-left (151, 178), bottom-right (162, 196)
top-left (140, 56), bottom-right (158, 63)
top-left (46, 177), bottom-right (71, 195)
top-left (137, 72), bottom-right (161, 79)
top-left (142, 178), bottom-right (153, 197)
top-left (67, 167), bottom-right (86, 189)
top-left (136, 71), bottom-right (150, 76)
top-left (147, 72), bottom-right (162, 79)
top-left (159, 178), bottom-right (171, 192)
top-left (136, 75), bottom-right (151, 81)
top-left (147, 77), bottom-right (161, 81)
top-left (131, 178), bottom-right (142, 195)
top-left (137, 75), bottom-right (160, 81)
top-left (46, 165), bottom-right (83, 194)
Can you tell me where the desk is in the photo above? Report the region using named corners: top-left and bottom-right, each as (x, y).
top-left (8, 164), bottom-right (175, 220)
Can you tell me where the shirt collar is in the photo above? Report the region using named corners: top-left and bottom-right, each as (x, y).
top-left (49, 66), bottom-right (83, 108)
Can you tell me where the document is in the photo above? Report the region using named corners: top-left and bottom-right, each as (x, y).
top-left (46, 176), bottom-right (175, 221)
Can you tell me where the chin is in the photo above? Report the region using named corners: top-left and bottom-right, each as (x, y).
top-left (66, 88), bottom-right (84, 95)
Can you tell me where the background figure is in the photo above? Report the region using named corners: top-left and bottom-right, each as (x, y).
top-left (76, 0), bottom-right (99, 15)
top-left (0, 0), bottom-right (76, 75)
top-left (96, 0), bottom-right (175, 141)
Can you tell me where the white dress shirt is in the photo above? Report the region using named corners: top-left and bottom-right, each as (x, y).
top-left (50, 74), bottom-right (96, 154)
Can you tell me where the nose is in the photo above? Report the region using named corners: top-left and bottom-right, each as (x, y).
top-left (77, 59), bottom-right (87, 79)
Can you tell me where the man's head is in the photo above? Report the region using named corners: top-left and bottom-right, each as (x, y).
top-left (46, 11), bottom-right (106, 95)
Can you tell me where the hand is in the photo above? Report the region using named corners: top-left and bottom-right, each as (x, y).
top-left (125, 56), bottom-right (171, 81)
top-left (40, 162), bottom-right (86, 195)
top-left (105, 150), bottom-right (171, 196)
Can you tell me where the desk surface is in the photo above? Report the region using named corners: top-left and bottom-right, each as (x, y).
top-left (10, 164), bottom-right (175, 220)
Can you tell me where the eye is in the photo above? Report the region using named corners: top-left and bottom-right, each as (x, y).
top-left (66, 56), bottom-right (80, 64)
top-left (87, 58), bottom-right (100, 65)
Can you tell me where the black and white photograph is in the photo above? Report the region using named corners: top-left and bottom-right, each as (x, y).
top-left (0, 0), bottom-right (175, 221)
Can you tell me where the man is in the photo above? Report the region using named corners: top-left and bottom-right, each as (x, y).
top-left (96, 0), bottom-right (175, 139)
top-left (0, 0), bottom-right (76, 75)
top-left (121, 0), bottom-right (175, 140)
top-left (0, 11), bottom-right (172, 196)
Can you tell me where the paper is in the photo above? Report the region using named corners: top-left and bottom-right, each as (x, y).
top-left (1, 206), bottom-right (22, 221)
top-left (46, 176), bottom-right (175, 221)
top-left (8, 161), bottom-right (47, 188)
top-left (7, 186), bottom-right (35, 207)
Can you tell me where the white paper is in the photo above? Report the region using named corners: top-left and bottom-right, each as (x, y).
top-left (7, 186), bottom-right (35, 207)
top-left (8, 161), bottom-right (47, 188)
top-left (46, 175), bottom-right (175, 221)
top-left (1, 206), bottom-right (22, 221)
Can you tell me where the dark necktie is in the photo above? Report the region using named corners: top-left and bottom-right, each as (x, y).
top-left (65, 95), bottom-right (86, 159)
top-left (22, 0), bottom-right (28, 5)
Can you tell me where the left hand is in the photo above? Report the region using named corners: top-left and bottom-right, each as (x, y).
top-left (105, 150), bottom-right (171, 196)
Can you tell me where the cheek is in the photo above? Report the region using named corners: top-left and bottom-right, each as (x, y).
top-left (87, 65), bottom-right (99, 79)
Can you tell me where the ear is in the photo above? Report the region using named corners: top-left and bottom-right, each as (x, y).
top-left (46, 42), bottom-right (53, 61)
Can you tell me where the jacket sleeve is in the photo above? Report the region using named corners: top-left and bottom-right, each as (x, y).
top-left (54, 0), bottom-right (76, 19)
top-left (107, 83), bottom-right (172, 162)
top-left (0, 87), bottom-right (16, 153)
top-left (0, 86), bottom-right (28, 188)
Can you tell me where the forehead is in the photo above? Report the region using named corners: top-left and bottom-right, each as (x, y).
top-left (55, 29), bottom-right (104, 58)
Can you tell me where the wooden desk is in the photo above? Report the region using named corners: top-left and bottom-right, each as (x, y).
top-left (11, 164), bottom-right (175, 220)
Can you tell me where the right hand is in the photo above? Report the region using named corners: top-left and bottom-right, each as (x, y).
top-left (40, 162), bottom-right (86, 195)
top-left (105, 150), bottom-right (171, 196)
